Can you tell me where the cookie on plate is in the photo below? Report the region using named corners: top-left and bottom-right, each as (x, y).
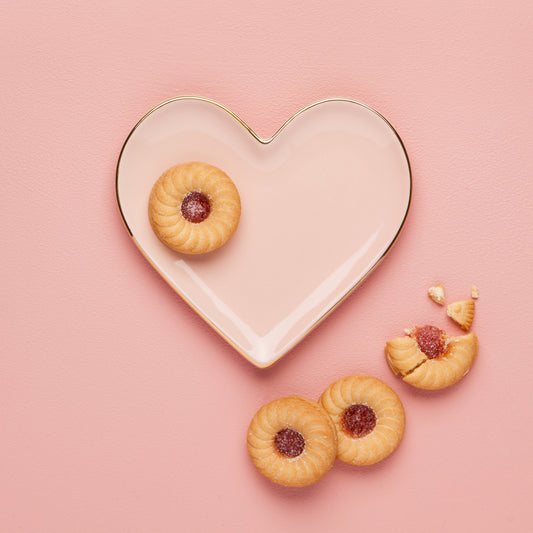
top-left (148, 162), bottom-right (241, 254)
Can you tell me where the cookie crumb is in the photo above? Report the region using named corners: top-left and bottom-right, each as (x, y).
top-left (428, 283), bottom-right (445, 305)
top-left (447, 299), bottom-right (475, 330)
top-left (471, 285), bottom-right (479, 299)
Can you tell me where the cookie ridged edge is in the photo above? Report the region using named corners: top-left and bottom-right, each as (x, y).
top-left (247, 396), bottom-right (337, 487)
top-left (319, 375), bottom-right (405, 466)
top-left (148, 162), bottom-right (241, 254)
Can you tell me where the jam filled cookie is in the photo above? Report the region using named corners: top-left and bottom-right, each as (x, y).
top-left (319, 375), bottom-right (405, 466)
top-left (385, 325), bottom-right (478, 390)
top-left (247, 396), bottom-right (337, 487)
top-left (148, 162), bottom-right (241, 254)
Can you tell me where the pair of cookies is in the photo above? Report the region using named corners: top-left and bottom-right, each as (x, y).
top-left (148, 162), bottom-right (241, 255)
top-left (247, 375), bottom-right (405, 487)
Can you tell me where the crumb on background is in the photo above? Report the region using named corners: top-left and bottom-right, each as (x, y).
top-left (471, 285), bottom-right (479, 299)
top-left (428, 283), bottom-right (445, 305)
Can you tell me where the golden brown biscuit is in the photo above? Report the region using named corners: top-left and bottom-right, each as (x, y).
top-left (319, 375), bottom-right (405, 466)
top-left (247, 396), bottom-right (337, 487)
top-left (447, 299), bottom-right (475, 330)
top-left (148, 162), bottom-right (241, 254)
top-left (385, 325), bottom-right (478, 390)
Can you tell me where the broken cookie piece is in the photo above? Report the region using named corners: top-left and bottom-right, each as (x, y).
top-left (385, 325), bottom-right (478, 390)
top-left (447, 299), bottom-right (475, 330)
top-left (428, 283), bottom-right (445, 305)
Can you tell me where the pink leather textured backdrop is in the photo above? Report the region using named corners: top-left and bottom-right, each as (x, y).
top-left (1, 2), bottom-right (532, 531)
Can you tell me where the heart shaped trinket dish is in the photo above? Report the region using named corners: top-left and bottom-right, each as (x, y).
top-left (116, 97), bottom-right (411, 367)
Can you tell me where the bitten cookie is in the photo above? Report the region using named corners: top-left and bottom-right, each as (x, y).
top-left (247, 396), bottom-right (337, 487)
top-left (319, 375), bottom-right (405, 466)
top-left (385, 325), bottom-right (478, 390)
top-left (148, 162), bottom-right (241, 254)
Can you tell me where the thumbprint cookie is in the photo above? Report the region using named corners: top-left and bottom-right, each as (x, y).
top-left (385, 325), bottom-right (478, 390)
top-left (247, 396), bottom-right (337, 487)
top-left (148, 162), bottom-right (241, 254)
top-left (319, 375), bottom-right (405, 466)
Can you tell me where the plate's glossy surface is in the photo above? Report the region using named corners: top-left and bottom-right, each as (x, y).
top-left (116, 97), bottom-right (411, 367)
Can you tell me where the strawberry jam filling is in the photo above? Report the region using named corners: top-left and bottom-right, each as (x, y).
top-left (413, 325), bottom-right (447, 359)
top-left (274, 428), bottom-right (305, 458)
top-left (342, 404), bottom-right (376, 438)
top-left (181, 191), bottom-right (210, 223)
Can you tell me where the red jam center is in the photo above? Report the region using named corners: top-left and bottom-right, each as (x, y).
top-left (414, 325), bottom-right (446, 359)
top-left (342, 404), bottom-right (376, 438)
top-left (181, 191), bottom-right (210, 223)
top-left (274, 428), bottom-right (305, 458)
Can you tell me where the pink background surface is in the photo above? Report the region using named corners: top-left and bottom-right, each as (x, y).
top-left (1, 2), bottom-right (532, 531)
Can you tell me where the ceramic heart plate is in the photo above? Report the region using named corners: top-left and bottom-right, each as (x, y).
top-left (116, 97), bottom-right (411, 367)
